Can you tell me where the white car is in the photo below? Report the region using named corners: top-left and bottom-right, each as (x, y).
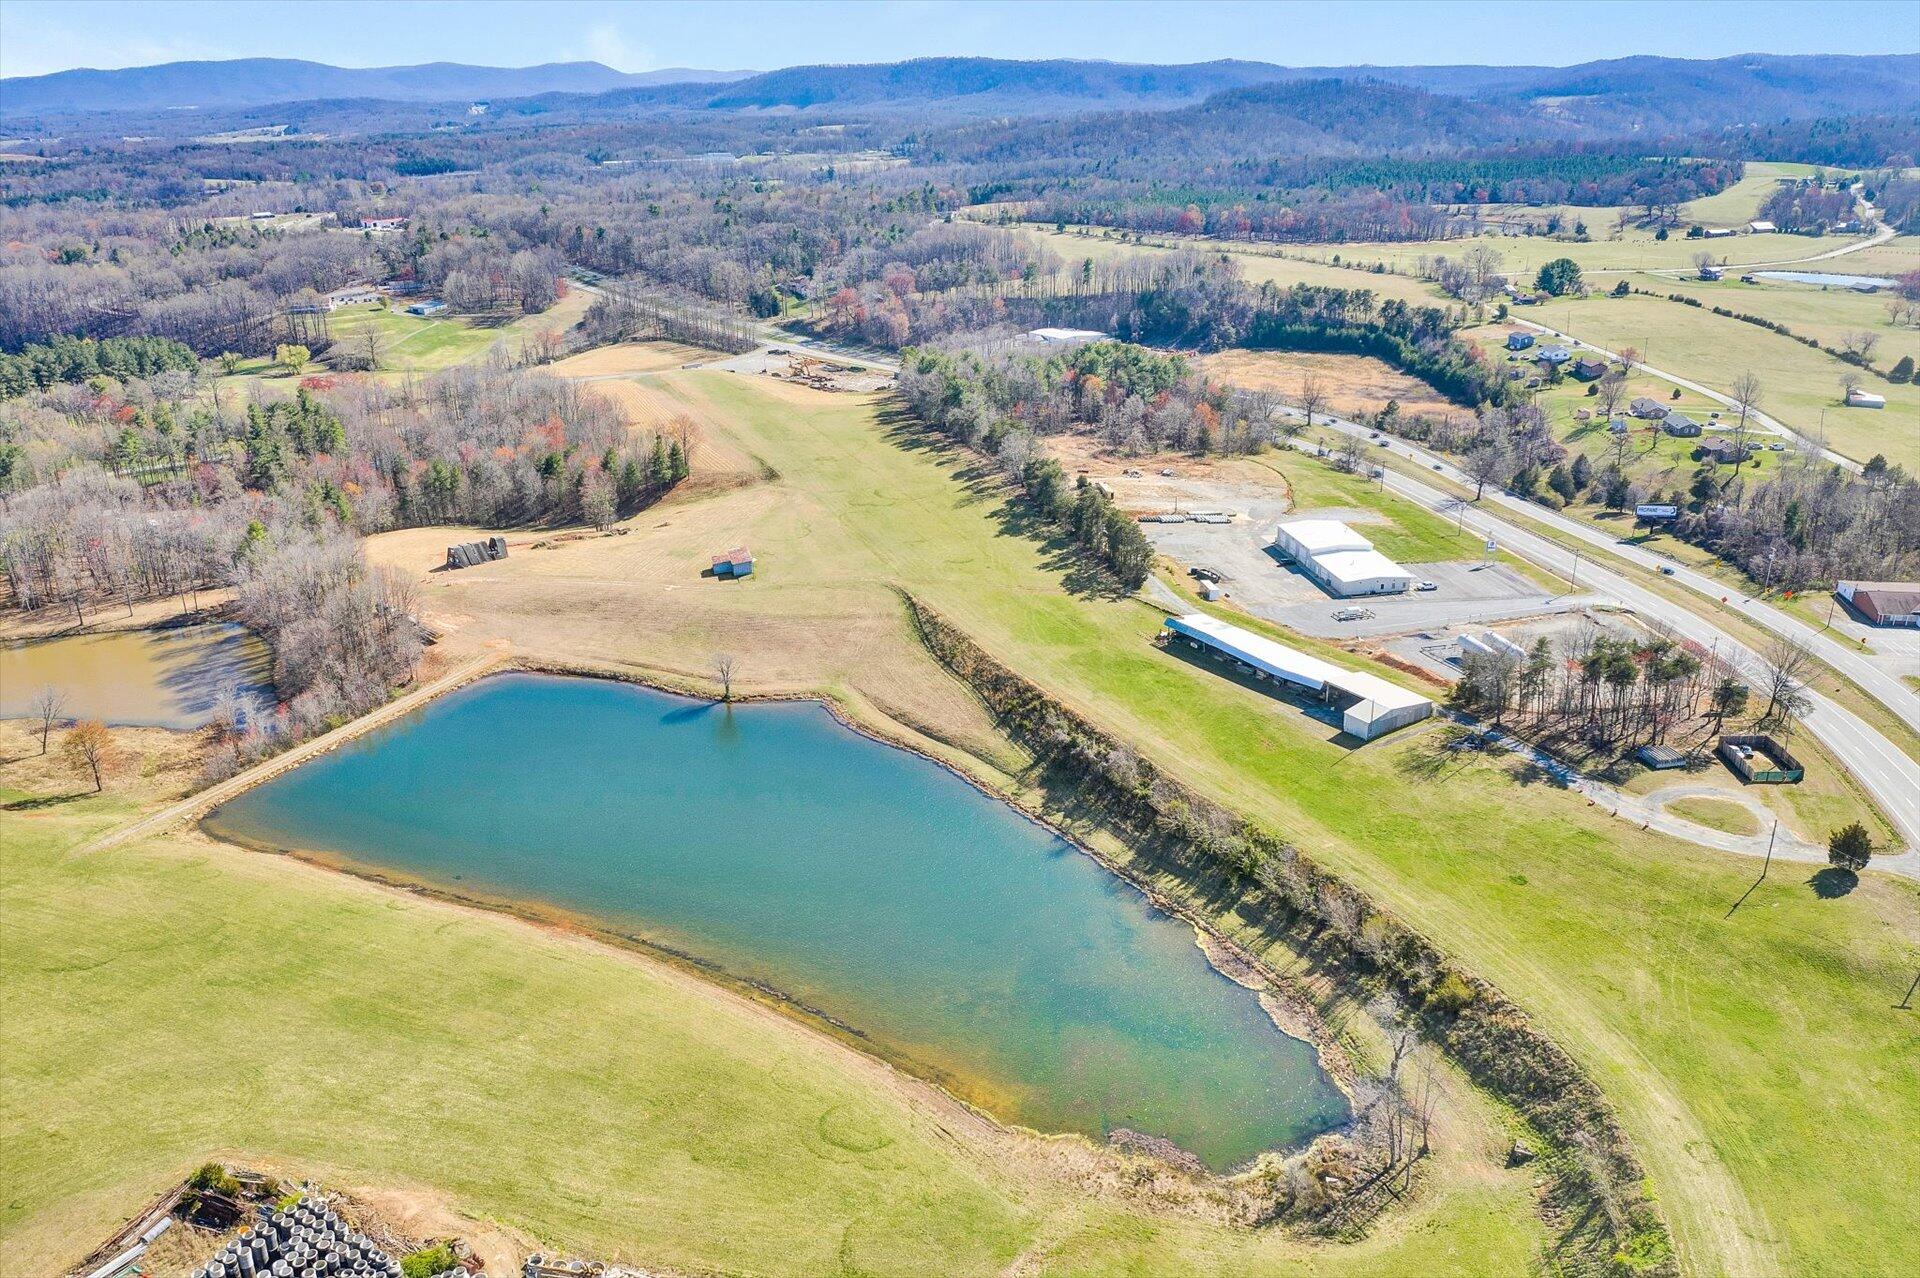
top-left (1416, 581), bottom-right (1437, 592)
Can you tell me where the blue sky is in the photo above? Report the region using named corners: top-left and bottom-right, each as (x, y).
top-left (1, 0), bottom-right (1914, 79)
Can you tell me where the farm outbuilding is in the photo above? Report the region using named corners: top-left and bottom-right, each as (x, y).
top-left (712, 546), bottom-right (755, 578)
top-left (1505, 332), bottom-right (1535, 351)
top-left (1272, 519), bottom-right (1414, 597)
top-left (445, 536), bottom-right (507, 569)
top-left (1844, 387), bottom-right (1886, 409)
top-left (1163, 613), bottom-right (1433, 740)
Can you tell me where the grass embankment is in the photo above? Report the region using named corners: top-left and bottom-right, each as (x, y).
top-left (7, 372), bottom-right (1917, 1277)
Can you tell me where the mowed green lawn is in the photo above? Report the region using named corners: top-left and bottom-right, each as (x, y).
top-left (324, 304), bottom-right (518, 373)
top-left (2, 786), bottom-right (1541, 1278)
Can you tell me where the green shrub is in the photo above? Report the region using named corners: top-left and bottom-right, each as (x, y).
top-left (186, 1162), bottom-right (240, 1197)
top-left (1426, 971), bottom-right (1478, 1016)
top-left (402, 1244), bottom-right (461, 1278)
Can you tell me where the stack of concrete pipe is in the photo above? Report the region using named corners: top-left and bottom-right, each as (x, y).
top-left (188, 1201), bottom-right (403, 1278)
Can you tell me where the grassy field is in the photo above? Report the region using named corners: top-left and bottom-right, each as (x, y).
top-left (324, 296), bottom-right (587, 375)
top-left (7, 371), bottom-right (1917, 1277)
top-left (1664, 795), bottom-right (1763, 838)
top-left (1676, 162), bottom-right (1824, 228)
top-left (1630, 273), bottom-right (1919, 376)
top-left (1526, 291), bottom-right (1919, 472)
top-left (1010, 224), bottom-right (1440, 306)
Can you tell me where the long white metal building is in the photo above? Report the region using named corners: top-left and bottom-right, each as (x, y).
top-left (1272, 518), bottom-right (1414, 597)
top-left (1164, 612), bottom-right (1435, 740)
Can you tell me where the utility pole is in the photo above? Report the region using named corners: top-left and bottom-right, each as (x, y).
top-left (1900, 970), bottom-right (1918, 1011)
top-left (1761, 820), bottom-right (1777, 881)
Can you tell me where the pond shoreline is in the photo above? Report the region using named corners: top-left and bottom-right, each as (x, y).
top-left (189, 654), bottom-right (1362, 1186)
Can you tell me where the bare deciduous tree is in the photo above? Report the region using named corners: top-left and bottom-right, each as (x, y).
top-left (1756, 635), bottom-right (1815, 732)
top-left (713, 652), bottom-right (739, 702)
top-left (32, 685), bottom-right (67, 754)
top-left (1463, 441), bottom-right (1507, 499)
top-left (1729, 370), bottom-right (1763, 455)
top-left (1296, 373), bottom-right (1327, 430)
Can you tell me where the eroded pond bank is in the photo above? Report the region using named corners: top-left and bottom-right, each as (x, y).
top-left (203, 672), bottom-right (1349, 1169)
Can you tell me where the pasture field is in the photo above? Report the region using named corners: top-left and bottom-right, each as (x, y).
top-left (1676, 162), bottom-right (1824, 228)
top-left (1287, 227), bottom-right (1845, 278)
top-left (1525, 291), bottom-right (1919, 471)
top-left (1826, 234), bottom-right (1920, 279)
top-left (7, 371), bottom-right (1916, 1278)
top-left (1012, 224), bottom-right (1440, 305)
top-left (1195, 348), bottom-right (1461, 419)
top-left (322, 299), bottom-right (577, 374)
top-left (1637, 274), bottom-right (1920, 375)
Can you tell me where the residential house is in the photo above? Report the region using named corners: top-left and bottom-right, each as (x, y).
top-left (1661, 412), bottom-right (1702, 437)
top-left (1573, 357), bottom-right (1608, 380)
top-left (1630, 397), bottom-right (1669, 419)
top-left (1535, 345), bottom-right (1573, 366)
top-left (1505, 331), bottom-right (1535, 351)
top-left (1697, 437), bottom-right (1752, 464)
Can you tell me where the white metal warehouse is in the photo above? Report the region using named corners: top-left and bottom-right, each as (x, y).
top-left (1163, 613), bottom-right (1435, 740)
top-left (1272, 518), bottom-right (1415, 596)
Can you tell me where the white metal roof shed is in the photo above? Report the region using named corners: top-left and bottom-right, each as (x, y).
top-left (1163, 613), bottom-right (1433, 739)
top-left (1315, 549), bottom-right (1415, 594)
top-left (1275, 519), bottom-right (1374, 557)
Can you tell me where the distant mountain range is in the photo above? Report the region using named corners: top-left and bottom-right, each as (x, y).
top-left (4, 52), bottom-right (1917, 134)
top-left (0, 58), bottom-right (751, 116)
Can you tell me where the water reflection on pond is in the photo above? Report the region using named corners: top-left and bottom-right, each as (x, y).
top-left (1, 623), bottom-right (274, 730)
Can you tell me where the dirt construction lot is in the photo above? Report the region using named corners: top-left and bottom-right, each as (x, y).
top-left (1197, 349), bottom-right (1464, 421)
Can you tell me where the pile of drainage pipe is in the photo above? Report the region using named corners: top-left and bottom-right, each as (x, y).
top-left (187, 1201), bottom-right (403, 1278)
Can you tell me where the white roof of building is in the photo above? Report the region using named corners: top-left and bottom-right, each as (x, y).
top-left (1749, 220), bottom-right (1777, 232)
top-left (1165, 613), bottom-right (1431, 714)
top-left (1315, 549), bottom-right (1414, 587)
top-left (1027, 327), bottom-right (1108, 343)
top-left (1277, 518), bottom-right (1373, 556)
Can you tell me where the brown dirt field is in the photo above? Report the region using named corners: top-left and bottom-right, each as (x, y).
top-left (545, 340), bottom-right (717, 378)
top-left (1198, 350), bottom-right (1463, 421)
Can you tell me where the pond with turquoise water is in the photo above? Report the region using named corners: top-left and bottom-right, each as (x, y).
top-left (203, 673), bottom-right (1348, 1169)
